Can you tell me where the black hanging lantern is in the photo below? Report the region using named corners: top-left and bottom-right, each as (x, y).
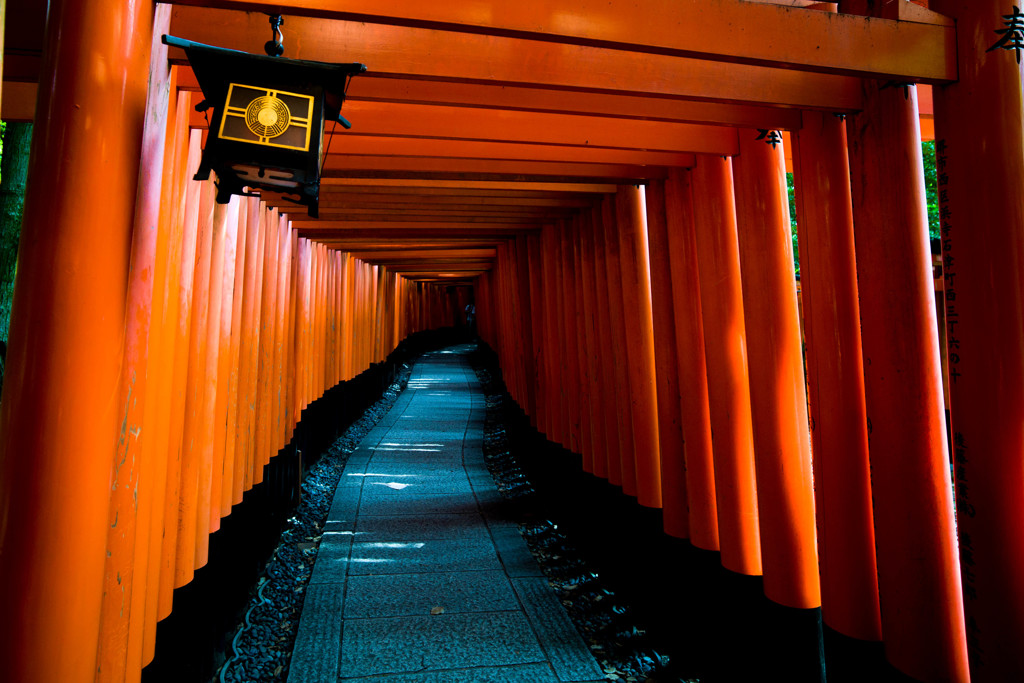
top-left (163, 33), bottom-right (365, 217)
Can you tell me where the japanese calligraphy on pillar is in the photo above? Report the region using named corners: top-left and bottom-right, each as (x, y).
top-left (937, 136), bottom-right (983, 664)
top-left (936, 139), bottom-right (960, 385)
top-left (754, 129), bottom-right (782, 149)
top-left (987, 5), bottom-right (1024, 63)
top-left (953, 434), bottom-right (984, 664)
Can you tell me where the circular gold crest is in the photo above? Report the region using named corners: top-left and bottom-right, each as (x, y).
top-left (245, 95), bottom-right (291, 139)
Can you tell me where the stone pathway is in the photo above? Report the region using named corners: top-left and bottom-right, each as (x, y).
top-left (288, 348), bottom-right (605, 683)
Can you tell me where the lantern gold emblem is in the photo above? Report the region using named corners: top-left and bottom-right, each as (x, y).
top-left (218, 83), bottom-right (314, 151)
top-left (246, 96), bottom-right (290, 138)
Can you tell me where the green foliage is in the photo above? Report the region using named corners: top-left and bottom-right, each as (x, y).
top-left (0, 120), bottom-right (29, 352)
top-left (786, 172), bottom-right (799, 276)
top-left (922, 139), bottom-right (940, 239)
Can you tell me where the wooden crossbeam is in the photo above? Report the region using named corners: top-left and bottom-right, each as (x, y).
top-left (169, 0), bottom-right (954, 82)
top-left (322, 135), bottom-right (698, 167)
top-left (318, 179), bottom-right (618, 192)
top-left (175, 69), bottom-right (804, 130)
top-left (321, 156), bottom-right (670, 181)
top-left (168, 8), bottom-right (864, 110)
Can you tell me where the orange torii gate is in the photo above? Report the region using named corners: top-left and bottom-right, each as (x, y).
top-left (0, 1), bottom-right (1021, 682)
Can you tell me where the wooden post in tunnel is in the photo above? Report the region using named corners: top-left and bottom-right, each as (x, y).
top-left (558, 220), bottom-right (583, 454)
top-left (690, 155), bottom-right (762, 576)
top-left (97, 9), bottom-right (173, 679)
top-left (220, 196), bottom-right (250, 519)
top-left (600, 196), bottom-right (636, 494)
top-left (539, 226), bottom-right (562, 444)
top-left (791, 111), bottom-right (881, 643)
top-left (143, 91), bottom-right (197, 666)
top-left (254, 205), bottom-right (275, 480)
top-left (233, 199), bottom-right (264, 506)
top-left (194, 199), bottom-right (234, 568)
top-left (157, 133), bottom-right (204, 625)
top-left (663, 169), bottom-right (719, 550)
top-left (175, 179), bottom-right (216, 587)
top-left (731, 129), bottom-right (820, 610)
top-left (208, 199), bottom-right (240, 536)
top-left (526, 234), bottom-right (548, 437)
top-left (578, 208), bottom-right (609, 480)
top-left (514, 234), bottom-right (538, 421)
top-left (569, 215), bottom-right (595, 471)
top-left (644, 179), bottom-right (689, 535)
top-left (588, 204), bottom-right (618, 482)
top-left (846, 79), bottom-right (969, 682)
top-left (930, 0), bottom-right (1024, 678)
top-left (614, 186), bottom-right (661, 508)
top-left (0, 0), bottom-right (154, 679)
top-left (548, 224), bottom-right (572, 450)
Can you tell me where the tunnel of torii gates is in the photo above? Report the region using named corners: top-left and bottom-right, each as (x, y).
top-left (0, 0), bottom-right (1022, 681)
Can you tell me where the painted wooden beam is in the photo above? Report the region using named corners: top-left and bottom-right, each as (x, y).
top-left (168, 0), bottom-right (954, 82)
top-left (168, 7), bottom-right (863, 110)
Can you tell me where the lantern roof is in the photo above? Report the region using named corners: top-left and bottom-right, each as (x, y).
top-left (162, 35), bottom-right (366, 127)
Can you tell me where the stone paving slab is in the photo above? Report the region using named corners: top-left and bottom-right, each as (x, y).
top-left (511, 578), bottom-right (606, 682)
top-left (288, 583), bottom-right (345, 681)
top-left (337, 663), bottom-right (565, 683)
top-left (289, 349), bottom-right (603, 683)
top-left (347, 538), bottom-right (503, 575)
top-left (344, 570), bottom-right (519, 618)
top-left (309, 536), bottom-right (354, 585)
top-left (355, 514), bottom-right (493, 542)
top-left (355, 492), bottom-right (481, 517)
top-left (490, 526), bottom-right (545, 579)
top-left (339, 611), bottom-right (546, 678)
top-left (360, 479), bottom-right (471, 493)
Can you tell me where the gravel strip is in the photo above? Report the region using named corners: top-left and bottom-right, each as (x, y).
top-left (467, 347), bottom-right (699, 683)
top-left (215, 362), bottom-right (413, 683)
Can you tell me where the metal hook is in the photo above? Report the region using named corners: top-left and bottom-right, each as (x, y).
top-left (265, 14), bottom-right (284, 57)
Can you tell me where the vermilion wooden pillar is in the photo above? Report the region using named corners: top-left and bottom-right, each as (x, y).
top-left (558, 221), bottom-right (583, 452)
top-left (644, 180), bottom-right (688, 535)
top-left (690, 155), bottom-right (762, 576)
top-left (220, 197), bottom-right (250, 519)
top-left (732, 130), bottom-right (820, 609)
top-left (601, 197), bottom-right (636, 494)
top-left (544, 225), bottom-right (561, 438)
top-left (0, 0), bottom-right (153, 679)
top-left (569, 216), bottom-right (595, 468)
top-left (930, 1), bottom-right (1024, 678)
top-left (663, 169), bottom-right (719, 551)
top-left (158, 134), bottom-right (205, 622)
top-left (590, 204), bottom-right (619, 482)
top-left (791, 111), bottom-right (881, 641)
top-left (96, 9), bottom-right (172, 680)
top-left (175, 179), bottom-right (216, 586)
top-left (233, 200), bottom-right (263, 505)
top-left (615, 186), bottom-right (661, 508)
top-left (144, 92), bottom-right (197, 665)
top-left (577, 210), bottom-right (608, 479)
top-left (526, 234), bottom-right (548, 436)
top-left (285, 229), bottom-right (297, 438)
top-left (544, 224), bottom-right (569, 447)
top-left (847, 79), bottom-right (969, 682)
top-left (243, 208), bottom-right (268, 485)
top-left (194, 200), bottom-right (234, 568)
top-left (515, 234), bottom-right (538, 421)
top-left (207, 200), bottom-right (240, 537)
